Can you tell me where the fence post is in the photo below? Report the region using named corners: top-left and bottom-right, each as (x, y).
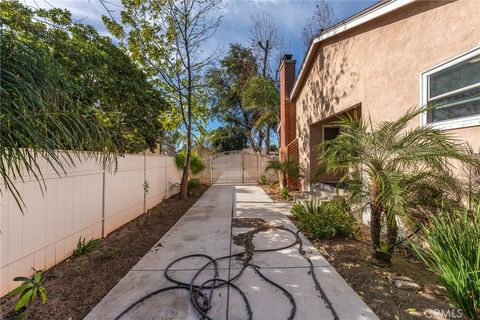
top-left (164, 154), bottom-right (168, 199)
top-left (242, 152), bottom-right (245, 184)
top-left (101, 160), bottom-right (106, 237)
top-left (209, 155), bottom-right (213, 185)
top-left (256, 152), bottom-right (260, 183)
top-left (143, 151), bottom-right (147, 214)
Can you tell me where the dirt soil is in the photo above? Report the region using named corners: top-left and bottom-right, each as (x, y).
top-left (260, 183), bottom-right (303, 203)
top-left (261, 185), bottom-right (456, 320)
top-left (304, 224), bottom-right (454, 320)
top-left (0, 185), bottom-right (209, 320)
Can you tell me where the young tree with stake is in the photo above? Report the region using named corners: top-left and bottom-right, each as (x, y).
top-left (104, 0), bottom-right (222, 199)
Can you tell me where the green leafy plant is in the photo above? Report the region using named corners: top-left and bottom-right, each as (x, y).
top-left (175, 150), bottom-right (205, 175)
top-left (187, 178), bottom-right (201, 189)
top-left (280, 187), bottom-right (290, 200)
top-left (73, 265), bottom-right (82, 273)
top-left (10, 269), bottom-right (48, 318)
top-left (105, 246), bottom-right (120, 258)
top-left (316, 107), bottom-right (480, 265)
top-left (73, 237), bottom-right (99, 257)
top-left (291, 198), bottom-right (357, 239)
top-left (412, 208), bottom-right (480, 319)
top-left (266, 157), bottom-right (299, 188)
top-left (259, 175), bottom-right (270, 185)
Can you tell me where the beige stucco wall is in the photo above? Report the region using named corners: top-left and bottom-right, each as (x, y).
top-left (295, 0), bottom-right (480, 184)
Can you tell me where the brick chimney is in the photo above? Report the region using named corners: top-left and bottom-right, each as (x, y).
top-left (279, 54), bottom-right (299, 189)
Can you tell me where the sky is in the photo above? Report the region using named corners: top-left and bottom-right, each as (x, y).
top-left (24, 0), bottom-right (376, 142)
top-left (25, 0), bottom-right (376, 70)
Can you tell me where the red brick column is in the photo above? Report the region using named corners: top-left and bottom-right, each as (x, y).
top-left (279, 55), bottom-right (299, 190)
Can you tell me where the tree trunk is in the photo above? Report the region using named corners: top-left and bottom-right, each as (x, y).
top-left (386, 219), bottom-right (398, 262)
top-left (262, 42), bottom-right (269, 77)
top-left (180, 128), bottom-right (191, 200)
top-left (246, 127), bottom-right (257, 151)
top-left (265, 126), bottom-right (270, 155)
top-left (370, 190), bottom-right (391, 266)
top-left (370, 203), bottom-right (382, 257)
top-left (370, 185), bottom-right (385, 262)
top-left (280, 172), bottom-right (287, 189)
top-left (180, 22), bottom-right (193, 201)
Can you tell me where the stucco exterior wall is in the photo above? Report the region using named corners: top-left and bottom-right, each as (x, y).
top-left (294, 0), bottom-right (480, 184)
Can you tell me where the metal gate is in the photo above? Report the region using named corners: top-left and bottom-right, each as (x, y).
top-left (197, 151), bottom-right (277, 184)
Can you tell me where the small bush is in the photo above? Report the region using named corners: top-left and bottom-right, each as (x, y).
top-left (174, 150), bottom-right (205, 175)
top-left (412, 208), bottom-right (480, 319)
top-left (259, 175), bottom-right (270, 185)
top-left (73, 237), bottom-right (99, 257)
top-left (188, 178), bottom-right (201, 189)
top-left (280, 187), bottom-right (290, 200)
top-left (291, 198), bottom-right (357, 239)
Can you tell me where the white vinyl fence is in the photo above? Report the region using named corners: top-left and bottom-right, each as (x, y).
top-left (0, 153), bottom-right (182, 296)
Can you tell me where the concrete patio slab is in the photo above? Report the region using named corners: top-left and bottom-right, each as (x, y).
top-left (86, 184), bottom-right (378, 320)
top-left (226, 268), bottom-right (335, 320)
top-left (85, 270), bottom-right (229, 320)
top-left (230, 226), bottom-right (330, 269)
top-left (234, 185), bottom-right (272, 203)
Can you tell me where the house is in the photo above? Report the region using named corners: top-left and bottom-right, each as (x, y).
top-left (279, 0), bottom-right (480, 189)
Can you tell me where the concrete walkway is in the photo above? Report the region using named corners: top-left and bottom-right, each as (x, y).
top-left (85, 185), bottom-right (378, 320)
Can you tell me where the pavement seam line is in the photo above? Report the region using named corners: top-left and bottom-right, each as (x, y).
top-left (225, 184), bottom-right (235, 320)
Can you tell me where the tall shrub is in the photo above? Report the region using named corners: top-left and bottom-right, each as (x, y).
top-left (291, 198), bottom-right (357, 239)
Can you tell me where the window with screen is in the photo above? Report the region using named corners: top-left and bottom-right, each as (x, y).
top-left (424, 50), bottom-right (480, 126)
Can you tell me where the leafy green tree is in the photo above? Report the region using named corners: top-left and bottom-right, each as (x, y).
top-left (0, 1), bottom-right (115, 208)
top-left (243, 75), bottom-right (279, 154)
top-left (317, 107), bottom-right (480, 265)
top-left (211, 126), bottom-right (247, 152)
top-left (45, 9), bottom-right (165, 154)
top-left (2, 1), bottom-right (165, 154)
top-left (104, 0), bottom-right (221, 199)
top-left (207, 44), bottom-right (260, 150)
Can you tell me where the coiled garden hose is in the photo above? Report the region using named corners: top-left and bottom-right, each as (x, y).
top-left (113, 226), bottom-right (339, 320)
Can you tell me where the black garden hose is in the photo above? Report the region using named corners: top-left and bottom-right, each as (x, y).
top-left (113, 226), bottom-right (339, 320)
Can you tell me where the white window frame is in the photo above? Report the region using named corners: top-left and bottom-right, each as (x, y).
top-left (420, 46), bottom-right (480, 130)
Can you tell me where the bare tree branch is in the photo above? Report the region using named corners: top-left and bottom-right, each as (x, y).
top-left (302, 0), bottom-right (337, 48)
top-left (249, 11), bottom-right (278, 78)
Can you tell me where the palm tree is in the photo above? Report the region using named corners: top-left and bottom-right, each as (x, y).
top-left (242, 75), bottom-right (279, 154)
top-left (317, 107), bottom-right (479, 265)
top-left (266, 157), bottom-right (299, 188)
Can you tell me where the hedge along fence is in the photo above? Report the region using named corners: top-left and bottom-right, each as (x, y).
top-left (0, 152), bottom-right (182, 296)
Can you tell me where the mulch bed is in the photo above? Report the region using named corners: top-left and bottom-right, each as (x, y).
top-left (261, 184), bottom-right (455, 320)
top-left (0, 184), bottom-right (209, 320)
